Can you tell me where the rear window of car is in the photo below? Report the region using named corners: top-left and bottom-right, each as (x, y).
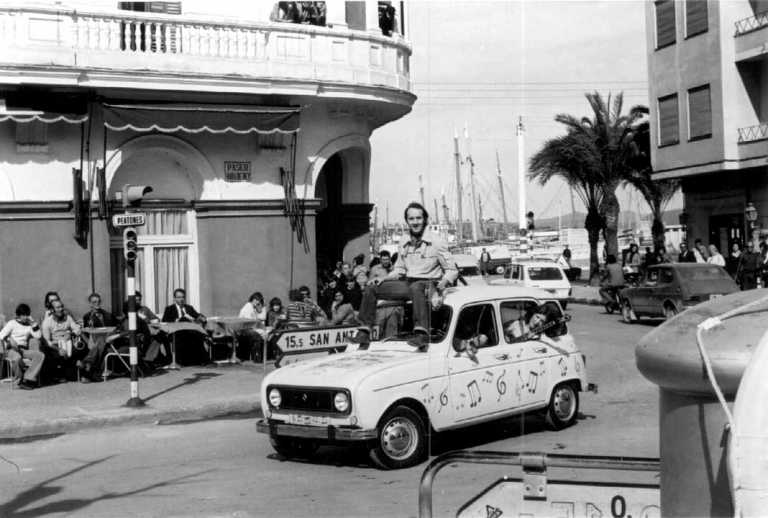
top-left (527, 267), bottom-right (563, 280)
top-left (459, 267), bottom-right (480, 277)
top-left (677, 266), bottom-right (732, 281)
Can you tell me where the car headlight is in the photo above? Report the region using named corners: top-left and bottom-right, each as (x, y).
top-left (333, 392), bottom-right (350, 412)
top-left (268, 388), bottom-right (282, 408)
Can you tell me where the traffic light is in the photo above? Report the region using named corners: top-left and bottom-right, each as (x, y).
top-left (121, 184), bottom-right (153, 209)
top-left (526, 211), bottom-right (535, 231)
top-left (123, 227), bottom-right (138, 262)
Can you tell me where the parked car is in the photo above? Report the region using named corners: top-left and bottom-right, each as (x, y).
top-left (451, 253), bottom-right (486, 286)
top-left (619, 263), bottom-right (739, 323)
top-left (492, 261), bottom-right (572, 309)
top-left (256, 286), bottom-right (593, 469)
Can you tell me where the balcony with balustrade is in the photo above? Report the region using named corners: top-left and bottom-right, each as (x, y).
top-left (734, 9), bottom-right (768, 62)
top-left (0, 3), bottom-right (414, 119)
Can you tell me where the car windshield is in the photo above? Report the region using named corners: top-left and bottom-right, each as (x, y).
top-left (677, 266), bottom-right (732, 281)
top-left (527, 267), bottom-right (563, 280)
top-left (383, 304), bottom-right (453, 343)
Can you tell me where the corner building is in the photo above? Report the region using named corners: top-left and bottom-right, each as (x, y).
top-left (645, 0), bottom-right (768, 253)
top-left (0, 1), bottom-right (414, 318)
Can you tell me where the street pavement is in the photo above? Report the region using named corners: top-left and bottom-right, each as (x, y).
top-left (0, 303), bottom-right (659, 518)
top-left (0, 286), bottom-right (603, 441)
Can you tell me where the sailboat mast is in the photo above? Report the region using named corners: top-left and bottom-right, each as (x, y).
top-left (465, 124), bottom-right (479, 243)
top-left (453, 130), bottom-right (464, 243)
top-left (496, 149), bottom-right (509, 235)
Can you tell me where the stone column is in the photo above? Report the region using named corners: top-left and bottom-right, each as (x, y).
top-left (365, 0), bottom-right (381, 34)
top-left (325, 0), bottom-right (348, 29)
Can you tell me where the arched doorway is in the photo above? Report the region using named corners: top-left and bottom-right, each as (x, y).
top-left (106, 138), bottom-right (204, 315)
top-left (315, 153), bottom-right (344, 274)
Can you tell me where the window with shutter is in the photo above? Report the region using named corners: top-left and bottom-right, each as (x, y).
top-left (685, 0), bottom-right (707, 38)
top-left (658, 94), bottom-right (679, 146)
top-left (688, 85), bottom-right (712, 140)
top-left (655, 0), bottom-right (676, 49)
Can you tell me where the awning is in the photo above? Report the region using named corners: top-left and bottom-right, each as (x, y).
top-left (103, 103), bottom-right (301, 135)
top-left (0, 100), bottom-right (87, 124)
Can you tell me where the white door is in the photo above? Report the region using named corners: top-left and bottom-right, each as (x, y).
top-left (110, 209), bottom-right (200, 316)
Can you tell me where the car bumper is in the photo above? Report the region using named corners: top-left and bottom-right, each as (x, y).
top-left (256, 419), bottom-right (378, 441)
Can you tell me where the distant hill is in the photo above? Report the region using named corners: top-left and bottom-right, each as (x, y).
top-left (531, 209), bottom-right (683, 231)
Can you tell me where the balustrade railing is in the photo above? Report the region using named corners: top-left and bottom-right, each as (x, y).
top-left (735, 10), bottom-right (768, 36)
top-left (737, 123), bottom-right (768, 143)
top-left (0, 6), bottom-right (411, 90)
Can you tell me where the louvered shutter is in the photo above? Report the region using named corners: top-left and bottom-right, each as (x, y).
top-left (685, 0), bottom-right (707, 37)
top-left (688, 85), bottom-right (711, 139)
top-left (658, 94), bottom-right (679, 146)
top-left (655, 0), bottom-right (676, 48)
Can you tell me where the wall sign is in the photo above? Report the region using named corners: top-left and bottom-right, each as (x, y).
top-left (224, 161), bottom-right (251, 182)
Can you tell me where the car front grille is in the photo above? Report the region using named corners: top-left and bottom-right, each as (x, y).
top-left (272, 386), bottom-right (350, 414)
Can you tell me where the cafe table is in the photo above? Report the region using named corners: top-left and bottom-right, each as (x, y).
top-left (81, 326), bottom-right (121, 380)
top-left (149, 321), bottom-right (208, 370)
top-left (205, 316), bottom-right (262, 365)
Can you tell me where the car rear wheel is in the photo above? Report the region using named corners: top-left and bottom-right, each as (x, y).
top-left (269, 437), bottom-right (319, 459)
top-left (663, 304), bottom-right (678, 321)
top-left (369, 405), bottom-right (427, 470)
top-left (495, 265), bottom-right (506, 275)
top-left (544, 382), bottom-right (579, 430)
top-left (621, 300), bottom-right (635, 324)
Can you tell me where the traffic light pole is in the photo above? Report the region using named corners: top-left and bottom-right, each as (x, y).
top-left (125, 258), bottom-right (144, 407)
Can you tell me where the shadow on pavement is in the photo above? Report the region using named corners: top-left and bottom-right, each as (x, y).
top-left (143, 371), bottom-right (222, 403)
top-left (0, 455), bottom-right (213, 517)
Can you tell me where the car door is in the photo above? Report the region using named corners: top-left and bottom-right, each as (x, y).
top-left (634, 268), bottom-right (660, 314)
top-left (499, 299), bottom-right (552, 410)
top-left (652, 267), bottom-right (677, 316)
top-left (448, 302), bottom-right (512, 424)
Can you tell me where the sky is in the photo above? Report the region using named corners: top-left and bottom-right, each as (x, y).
top-left (369, 0), bottom-right (668, 227)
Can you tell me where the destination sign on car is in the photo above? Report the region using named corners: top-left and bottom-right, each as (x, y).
top-left (112, 213), bottom-right (146, 227)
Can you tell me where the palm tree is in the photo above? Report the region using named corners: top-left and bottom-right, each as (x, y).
top-left (530, 92), bottom-right (643, 284)
top-left (529, 130), bottom-right (606, 283)
top-left (624, 106), bottom-right (680, 251)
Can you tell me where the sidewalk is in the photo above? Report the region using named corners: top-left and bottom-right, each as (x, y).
top-left (569, 284), bottom-right (603, 306)
top-left (0, 362), bottom-right (269, 440)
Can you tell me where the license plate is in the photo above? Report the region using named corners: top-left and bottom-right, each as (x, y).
top-left (287, 414), bottom-right (329, 426)
top-left (458, 478), bottom-right (659, 518)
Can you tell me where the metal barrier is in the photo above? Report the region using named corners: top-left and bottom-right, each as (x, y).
top-left (418, 450), bottom-right (659, 518)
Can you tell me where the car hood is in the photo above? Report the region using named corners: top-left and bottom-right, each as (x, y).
top-left (266, 342), bottom-right (434, 388)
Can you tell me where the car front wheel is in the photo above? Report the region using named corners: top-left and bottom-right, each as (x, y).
top-left (269, 437), bottom-right (319, 459)
top-left (663, 304), bottom-right (678, 321)
top-left (369, 405), bottom-right (427, 470)
top-left (544, 382), bottom-right (579, 430)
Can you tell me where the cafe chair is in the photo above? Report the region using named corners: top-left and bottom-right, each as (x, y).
top-left (102, 332), bottom-right (142, 381)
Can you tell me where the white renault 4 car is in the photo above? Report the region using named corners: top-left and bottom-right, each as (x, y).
top-left (493, 260), bottom-right (572, 309)
top-left (256, 286), bottom-right (593, 469)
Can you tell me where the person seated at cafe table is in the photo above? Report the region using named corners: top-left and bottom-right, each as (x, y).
top-left (41, 298), bottom-right (83, 381)
top-left (235, 291), bottom-right (268, 362)
top-left (286, 288), bottom-right (326, 327)
top-left (1, 303), bottom-right (45, 389)
top-left (162, 288), bottom-right (208, 365)
top-left (117, 292), bottom-right (167, 368)
top-left (79, 292), bottom-right (120, 381)
top-left (82, 292), bottom-right (117, 328)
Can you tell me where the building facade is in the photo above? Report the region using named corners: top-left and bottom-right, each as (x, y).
top-left (0, 1), bottom-right (414, 319)
top-left (645, 0), bottom-right (768, 255)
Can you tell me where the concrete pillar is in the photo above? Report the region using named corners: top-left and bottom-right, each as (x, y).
top-left (365, 0), bottom-right (381, 34)
top-left (325, 0), bottom-right (348, 29)
top-left (635, 290), bottom-right (767, 516)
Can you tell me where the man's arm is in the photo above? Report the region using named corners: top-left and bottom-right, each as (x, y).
top-left (388, 241), bottom-right (407, 280)
top-left (161, 306), bottom-right (175, 323)
top-left (0, 321), bottom-right (12, 342)
top-left (435, 241), bottom-right (459, 289)
top-left (68, 315), bottom-right (81, 336)
top-left (41, 317), bottom-right (53, 344)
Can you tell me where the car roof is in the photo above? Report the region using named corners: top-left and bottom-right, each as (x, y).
top-left (442, 285), bottom-right (552, 306)
top-left (648, 263), bottom-right (723, 269)
top-left (511, 260), bottom-right (563, 268)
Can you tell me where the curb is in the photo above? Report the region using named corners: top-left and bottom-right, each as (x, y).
top-left (0, 396), bottom-right (262, 440)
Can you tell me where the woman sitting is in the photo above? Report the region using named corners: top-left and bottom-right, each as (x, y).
top-left (330, 290), bottom-right (356, 325)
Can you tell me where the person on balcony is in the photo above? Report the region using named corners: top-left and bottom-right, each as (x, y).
top-left (1, 303), bottom-right (45, 390)
top-left (349, 202), bottom-right (458, 350)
